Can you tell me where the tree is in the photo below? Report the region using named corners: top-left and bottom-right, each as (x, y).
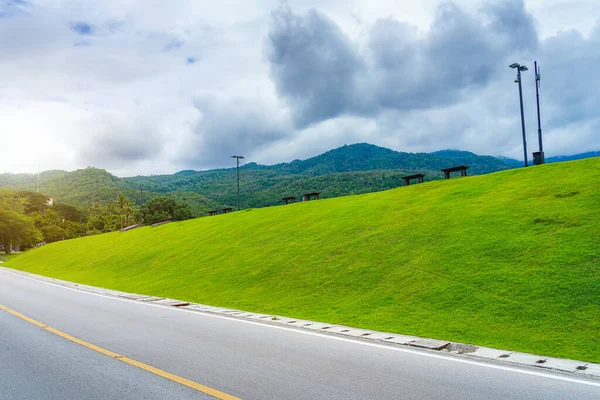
top-left (18, 191), bottom-right (52, 214)
top-left (0, 209), bottom-right (41, 253)
top-left (54, 203), bottom-right (81, 222)
top-left (141, 197), bottom-right (194, 225)
top-left (117, 195), bottom-right (132, 229)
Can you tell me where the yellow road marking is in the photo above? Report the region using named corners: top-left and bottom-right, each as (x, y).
top-left (0, 303), bottom-right (241, 400)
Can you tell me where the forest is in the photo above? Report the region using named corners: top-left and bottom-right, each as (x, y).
top-left (0, 189), bottom-right (194, 253)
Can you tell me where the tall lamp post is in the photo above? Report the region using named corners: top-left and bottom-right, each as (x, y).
top-left (533, 61), bottom-right (544, 164)
top-left (510, 62), bottom-right (529, 167)
top-left (231, 155), bottom-right (244, 211)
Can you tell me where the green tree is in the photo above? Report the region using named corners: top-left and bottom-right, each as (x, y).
top-left (0, 209), bottom-right (41, 253)
top-left (117, 195), bottom-right (133, 229)
top-left (141, 197), bottom-right (194, 225)
top-left (18, 190), bottom-right (51, 214)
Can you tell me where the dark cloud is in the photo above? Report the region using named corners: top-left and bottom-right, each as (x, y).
top-left (539, 28), bottom-right (600, 128)
top-left (267, 5), bottom-right (361, 127)
top-left (267, 0), bottom-right (539, 126)
top-left (179, 93), bottom-right (291, 168)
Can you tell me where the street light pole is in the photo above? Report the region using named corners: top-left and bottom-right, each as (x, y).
top-left (534, 61), bottom-right (544, 160)
top-left (510, 63), bottom-right (529, 167)
top-left (231, 155), bottom-right (244, 211)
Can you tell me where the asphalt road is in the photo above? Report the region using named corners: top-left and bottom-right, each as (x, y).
top-left (1, 268), bottom-right (599, 400)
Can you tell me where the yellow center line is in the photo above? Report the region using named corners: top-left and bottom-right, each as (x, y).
top-left (0, 303), bottom-right (241, 400)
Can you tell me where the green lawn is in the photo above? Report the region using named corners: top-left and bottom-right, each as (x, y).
top-left (1, 252), bottom-right (23, 262)
top-left (7, 158), bottom-right (600, 362)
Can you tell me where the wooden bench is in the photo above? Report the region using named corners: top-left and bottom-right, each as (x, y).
top-left (441, 165), bottom-right (469, 179)
top-left (302, 192), bottom-right (320, 201)
top-left (402, 173), bottom-right (425, 186)
top-left (207, 210), bottom-right (218, 216)
top-left (282, 196), bottom-right (296, 204)
top-left (222, 207), bottom-right (234, 214)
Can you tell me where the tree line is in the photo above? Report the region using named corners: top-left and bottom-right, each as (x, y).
top-left (0, 189), bottom-right (194, 254)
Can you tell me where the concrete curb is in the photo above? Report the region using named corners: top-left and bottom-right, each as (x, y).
top-left (3, 266), bottom-right (599, 379)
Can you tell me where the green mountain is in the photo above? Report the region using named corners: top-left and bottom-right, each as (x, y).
top-left (495, 150), bottom-right (600, 166)
top-left (0, 143), bottom-right (513, 212)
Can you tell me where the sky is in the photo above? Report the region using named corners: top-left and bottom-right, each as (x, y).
top-left (1, 0), bottom-right (599, 176)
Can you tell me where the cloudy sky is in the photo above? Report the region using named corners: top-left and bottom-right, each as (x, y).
top-left (1, 0), bottom-right (599, 176)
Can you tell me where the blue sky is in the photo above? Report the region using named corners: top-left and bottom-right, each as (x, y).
top-left (0, 0), bottom-right (599, 176)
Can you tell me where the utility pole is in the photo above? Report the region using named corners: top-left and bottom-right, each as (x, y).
top-left (534, 61), bottom-right (545, 164)
top-left (231, 155), bottom-right (244, 211)
top-left (510, 63), bottom-right (529, 167)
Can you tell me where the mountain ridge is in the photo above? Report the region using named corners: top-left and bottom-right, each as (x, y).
top-left (1, 143), bottom-right (598, 212)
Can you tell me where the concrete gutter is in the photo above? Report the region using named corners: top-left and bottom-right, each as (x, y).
top-left (2, 266), bottom-right (598, 379)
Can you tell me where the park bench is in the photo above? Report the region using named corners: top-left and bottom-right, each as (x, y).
top-left (302, 192), bottom-right (320, 201)
top-left (441, 165), bottom-right (469, 179)
top-left (402, 173), bottom-right (425, 186)
top-left (282, 196), bottom-right (296, 204)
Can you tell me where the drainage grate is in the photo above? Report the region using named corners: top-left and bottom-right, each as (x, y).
top-left (341, 330), bottom-right (350, 333)
top-left (499, 354), bottom-right (510, 358)
top-left (361, 333), bottom-right (371, 336)
top-left (536, 359), bottom-right (547, 364)
top-left (384, 337), bottom-right (394, 340)
top-left (322, 327), bottom-right (330, 330)
top-left (576, 366), bottom-right (588, 371)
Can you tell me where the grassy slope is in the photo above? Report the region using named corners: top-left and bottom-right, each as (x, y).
top-left (7, 158), bottom-right (600, 361)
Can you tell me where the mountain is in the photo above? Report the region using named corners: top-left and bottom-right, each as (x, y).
top-left (0, 143), bottom-right (513, 211)
top-left (546, 151), bottom-right (600, 163)
top-left (495, 156), bottom-right (523, 166)
top-left (495, 151), bottom-right (600, 166)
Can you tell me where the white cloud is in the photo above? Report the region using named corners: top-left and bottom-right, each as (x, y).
top-left (0, 0), bottom-right (598, 176)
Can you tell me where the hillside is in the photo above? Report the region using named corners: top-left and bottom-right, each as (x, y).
top-left (0, 143), bottom-right (513, 210)
top-left (6, 157), bottom-right (600, 362)
top-left (0, 167), bottom-right (217, 216)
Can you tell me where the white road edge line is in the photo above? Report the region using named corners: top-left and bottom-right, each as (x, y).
top-left (2, 268), bottom-right (600, 388)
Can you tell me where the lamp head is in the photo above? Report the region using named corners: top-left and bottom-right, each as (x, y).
top-left (509, 63), bottom-right (520, 69)
top-left (519, 66), bottom-right (528, 72)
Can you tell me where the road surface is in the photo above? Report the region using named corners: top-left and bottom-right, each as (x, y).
top-left (1, 268), bottom-right (599, 399)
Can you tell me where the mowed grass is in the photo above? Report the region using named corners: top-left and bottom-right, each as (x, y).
top-left (7, 158), bottom-right (600, 362)
top-left (1, 252), bottom-right (22, 262)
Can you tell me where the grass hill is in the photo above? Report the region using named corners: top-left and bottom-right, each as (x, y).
top-left (6, 157), bottom-right (600, 362)
top-left (0, 143), bottom-right (512, 211)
